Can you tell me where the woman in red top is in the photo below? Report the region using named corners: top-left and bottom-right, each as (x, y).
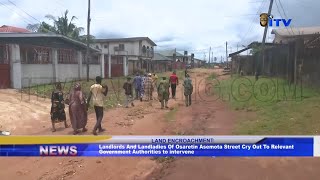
top-left (169, 71), bottom-right (179, 99)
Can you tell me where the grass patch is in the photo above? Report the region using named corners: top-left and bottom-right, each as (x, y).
top-left (207, 72), bottom-right (217, 80)
top-left (151, 157), bottom-right (175, 164)
top-left (208, 73), bottom-right (320, 135)
top-left (21, 70), bottom-right (185, 111)
top-left (164, 107), bottom-right (178, 122)
top-left (21, 77), bottom-right (128, 111)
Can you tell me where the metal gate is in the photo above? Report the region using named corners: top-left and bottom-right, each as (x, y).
top-left (105, 55), bottom-right (124, 78)
top-left (0, 45), bottom-right (10, 88)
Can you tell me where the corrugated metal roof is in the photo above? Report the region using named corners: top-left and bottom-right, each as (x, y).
top-left (0, 25), bottom-right (30, 33)
top-left (156, 50), bottom-right (184, 57)
top-left (152, 53), bottom-right (172, 61)
top-left (0, 32), bottom-right (100, 52)
top-left (271, 26), bottom-right (320, 37)
top-left (95, 37), bottom-right (157, 46)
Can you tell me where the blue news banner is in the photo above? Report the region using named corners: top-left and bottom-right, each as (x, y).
top-left (0, 137), bottom-right (314, 157)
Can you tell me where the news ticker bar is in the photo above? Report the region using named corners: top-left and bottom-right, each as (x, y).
top-left (0, 136), bottom-right (320, 157)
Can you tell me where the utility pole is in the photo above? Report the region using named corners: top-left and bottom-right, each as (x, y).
top-left (226, 41), bottom-right (228, 67)
top-left (208, 47), bottom-right (211, 64)
top-left (211, 52), bottom-right (213, 64)
top-left (261, 0), bottom-right (274, 76)
top-left (86, 0), bottom-right (91, 81)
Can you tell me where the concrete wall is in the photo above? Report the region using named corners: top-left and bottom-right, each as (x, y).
top-left (57, 64), bottom-right (79, 82)
top-left (92, 40), bottom-right (154, 57)
top-left (9, 44), bottom-right (22, 89)
top-left (13, 44), bottom-right (103, 88)
top-left (82, 65), bottom-right (102, 79)
top-left (21, 64), bottom-right (54, 87)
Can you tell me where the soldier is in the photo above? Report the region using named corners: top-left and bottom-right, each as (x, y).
top-left (157, 76), bottom-right (170, 109)
top-left (183, 74), bottom-right (193, 107)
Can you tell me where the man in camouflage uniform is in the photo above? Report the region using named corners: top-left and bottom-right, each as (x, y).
top-left (183, 74), bottom-right (193, 107)
top-left (157, 76), bottom-right (170, 109)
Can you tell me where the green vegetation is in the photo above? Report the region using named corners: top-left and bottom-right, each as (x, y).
top-left (207, 72), bottom-right (217, 80)
top-left (26, 10), bottom-right (94, 42)
top-left (164, 107), bottom-right (178, 122)
top-left (22, 77), bottom-right (127, 111)
top-left (22, 70), bottom-right (185, 111)
top-left (209, 73), bottom-right (320, 135)
top-left (152, 156), bottom-right (175, 164)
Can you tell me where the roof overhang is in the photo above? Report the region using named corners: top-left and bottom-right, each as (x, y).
top-left (0, 33), bottom-right (100, 53)
top-left (228, 41), bottom-right (287, 57)
top-left (95, 37), bottom-right (157, 46)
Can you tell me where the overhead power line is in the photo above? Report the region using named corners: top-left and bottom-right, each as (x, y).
top-left (0, 1), bottom-right (34, 25)
top-left (274, 0), bottom-right (291, 35)
top-left (8, 0), bottom-right (39, 22)
top-left (240, 0), bottom-right (267, 45)
top-left (278, 0), bottom-right (295, 35)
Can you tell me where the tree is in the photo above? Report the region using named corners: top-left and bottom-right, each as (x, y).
top-left (26, 10), bottom-right (94, 41)
top-left (79, 35), bottom-right (95, 44)
top-left (250, 44), bottom-right (263, 56)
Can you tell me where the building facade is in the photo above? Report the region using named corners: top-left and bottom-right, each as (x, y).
top-left (0, 33), bottom-right (101, 89)
top-left (92, 37), bottom-right (156, 78)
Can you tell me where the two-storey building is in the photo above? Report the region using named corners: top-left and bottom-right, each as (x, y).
top-left (92, 37), bottom-right (156, 78)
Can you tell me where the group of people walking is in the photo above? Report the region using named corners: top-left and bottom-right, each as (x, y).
top-left (50, 76), bottom-right (107, 135)
top-left (50, 71), bottom-right (193, 135)
top-left (130, 71), bottom-right (193, 109)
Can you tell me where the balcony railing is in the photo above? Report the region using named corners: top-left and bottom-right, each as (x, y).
top-left (141, 49), bottom-right (154, 58)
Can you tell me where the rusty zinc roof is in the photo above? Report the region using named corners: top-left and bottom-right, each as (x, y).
top-left (0, 25), bottom-right (30, 33)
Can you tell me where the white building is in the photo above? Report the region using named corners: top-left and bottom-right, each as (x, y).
top-left (0, 33), bottom-right (102, 89)
top-left (92, 37), bottom-right (156, 77)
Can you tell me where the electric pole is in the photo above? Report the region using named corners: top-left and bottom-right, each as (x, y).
top-left (261, 0), bottom-right (274, 76)
top-left (226, 41), bottom-right (228, 67)
top-left (211, 52), bottom-right (213, 64)
top-left (86, 0), bottom-right (91, 81)
top-left (208, 47), bottom-right (211, 64)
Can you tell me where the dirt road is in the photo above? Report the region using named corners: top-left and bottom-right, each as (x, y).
top-left (0, 68), bottom-right (320, 180)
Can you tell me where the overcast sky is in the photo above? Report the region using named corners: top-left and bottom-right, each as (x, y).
top-left (0, 0), bottom-right (318, 60)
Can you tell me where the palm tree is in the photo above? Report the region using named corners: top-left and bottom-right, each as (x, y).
top-left (26, 10), bottom-right (92, 41)
top-left (45, 10), bottom-right (84, 40)
top-left (26, 22), bottom-right (56, 33)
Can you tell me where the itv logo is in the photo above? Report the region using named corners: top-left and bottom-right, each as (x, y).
top-left (260, 13), bottom-right (292, 27)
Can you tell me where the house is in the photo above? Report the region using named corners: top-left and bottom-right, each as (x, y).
top-left (0, 33), bottom-right (101, 89)
top-left (92, 37), bottom-right (156, 78)
top-left (151, 53), bottom-right (171, 73)
top-left (156, 49), bottom-right (188, 70)
top-left (228, 42), bottom-right (284, 76)
top-left (193, 58), bottom-right (205, 68)
top-left (0, 25), bottom-right (30, 33)
top-left (272, 26), bottom-right (320, 44)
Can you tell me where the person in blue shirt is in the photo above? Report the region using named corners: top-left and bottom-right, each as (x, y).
top-left (133, 73), bottom-right (142, 102)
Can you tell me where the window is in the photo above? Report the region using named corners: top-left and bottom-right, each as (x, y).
top-left (142, 45), bottom-right (146, 54)
top-left (82, 52), bottom-right (100, 64)
top-left (119, 44), bottom-right (125, 51)
top-left (96, 45), bottom-right (100, 49)
top-left (147, 46), bottom-right (150, 57)
top-left (20, 46), bottom-right (51, 64)
top-left (0, 45), bottom-right (9, 64)
top-left (104, 44), bottom-right (108, 49)
top-left (58, 49), bottom-right (77, 64)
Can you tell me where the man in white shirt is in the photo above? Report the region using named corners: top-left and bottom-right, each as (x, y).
top-left (87, 76), bottom-right (108, 135)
